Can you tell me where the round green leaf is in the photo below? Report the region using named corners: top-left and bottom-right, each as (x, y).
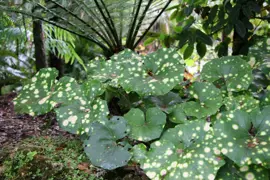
top-left (214, 107), bottom-right (270, 168)
top-left (224, 95), bottom-right (259, 113)
top-left (119, 48), bottom-right (185, 96)
top-left (84, 117), bottom-right (131, 170)
top-left (87, 59), bottom-right (122, 87)
top-left (124, 107), bottom-right (166, 142)
top-left (13, 68), bottom-right (58, 116)
top-left (168, 104), bottom-right (187, 124)
top-left (87, 49), bottom-right (138, 87)
top-left (131, 144), bottom-right (148, 164)
top-left (216, 159), bottom-right (269, 180)
top-left (82, 79), bottom-right (105, 102)
top-left (55, 98), bottom-right (109, 135)
top-left (201, 56), bottom-right (253, 92)
top-left (144, 92), bottom-right (183, 113)
top-left (133, 120), bottom-right (225, 179)
top-left (182, 82), bottom-right (223, 118)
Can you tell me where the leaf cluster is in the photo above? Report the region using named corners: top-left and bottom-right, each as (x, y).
top-left (13, 48), bottom-right (270, 179)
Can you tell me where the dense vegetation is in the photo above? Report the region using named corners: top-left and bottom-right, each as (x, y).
top-left (0, 0), bottom-right (269, 179)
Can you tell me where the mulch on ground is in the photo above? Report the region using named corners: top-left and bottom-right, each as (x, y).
top-left (0, 93), bottom-right (75, 148)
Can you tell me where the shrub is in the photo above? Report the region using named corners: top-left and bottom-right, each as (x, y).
top-left (13, 48), bottom-right (270, 179)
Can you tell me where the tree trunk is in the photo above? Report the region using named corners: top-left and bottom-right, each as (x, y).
top-left (48, 30), bottom-right (64, 78)
top-left (33, 19), bottom-right (47, 71)
top-left (49, 52), bottom-right (64, 78)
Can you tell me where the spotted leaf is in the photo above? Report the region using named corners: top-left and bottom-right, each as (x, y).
top-left (182, 82), bottom-right (223, 118)
top-left (214, 107), bottom-right (270, 168)
top-left (261, 91), bottom-right (270, 107)
top-left (248, 36), bottom-right (270, 67)
top-left (82, 79), bottom-right (105, 102)
top-left (124, 107), bottom-right (166, 142)
top-left (133, 120), bottom-right (225, 180)
top-left (168, 104), bottom-right (187, 124)
top-left (216, 158), bottom-right (269, 180)
top-left (55, 98), bottom-right (109, 135)
top-left (119, 48), bottom-right (185, 96)
top-left (13, 68), bottom-right (84, 117)
top-left (87, 49), bottom-right (138, 87)
top-left (13, 68), bottom-right (58, 116)
top-left (224, 95), bottom-right (259, 113)
top-left (144, 92), bottom-right (183, 113)
top-left (84, 116), bottom-right (131, 170)
top-left (201, 56), bottom-right (253, 92)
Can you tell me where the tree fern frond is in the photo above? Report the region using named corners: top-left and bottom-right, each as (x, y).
top-left (44, 24), bottom-right (86, 70)
top-left (0, 0), bottom-right (173, 56)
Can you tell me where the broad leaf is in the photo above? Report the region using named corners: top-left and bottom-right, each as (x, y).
top-left (13, 68), bottom-right (58, 116)
top-left (84, 117), bottom-right (131, 170)
top-left (82, 79), bottom-right (105, 102)
top-left (183, 44), bottom-right (194, 59)
top-left (55, 98), bottom-right (109, 135)
top-left (201, 56), bottom-right (253, 92)
top-left (87, 50), bottom-right (138, 87)
top-left (224, 95), bottom-right (259, 113)
top-left (124, 107), bottom-right (166, 142)
top-left (87, 58), bottom-right (123, 87)
top-left (196, 30), bottom-right (213, 46)
top-left (214, 107), bottom-right (270, 168)
top-left (216, 159), bottom-right (269, 180)
top-left (119, 48), bottom-right (185, 96)
top-left (133, 120), bottom-right (225, 179)
top-left (182, 82), bottom-right (223, 118)
top-left (261, 91), bottom-right (270, 106)
top-left (168, 104), bottom-right (187, 124)
top-left (13, 68), bottom-right (80, 116)
top-left (144, 92), bottom-right (183, 113)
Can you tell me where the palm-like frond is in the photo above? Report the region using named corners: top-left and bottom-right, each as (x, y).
top-left (44, 24), bottom-right (85, 68)
top-left (0, 0), bottom-right (172, 56)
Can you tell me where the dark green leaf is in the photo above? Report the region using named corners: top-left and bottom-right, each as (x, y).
top-left (184, 44), bottom-right (194, 59)
top-left (196, 41), bottom-right (207, 58)
top-left (235, 20), bottom-right (246, 38)
top-left (196, 30), bottom-right (213, 45)
top-left (124, 108), bottom-right (166, 142)
top-left (84, 117), bottom-right (131, 170)
top-left (208, 5), bottom-right (218, 23)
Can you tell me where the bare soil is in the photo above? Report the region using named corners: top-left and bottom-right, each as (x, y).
top-left (0, 93), bottom-right (75, 148)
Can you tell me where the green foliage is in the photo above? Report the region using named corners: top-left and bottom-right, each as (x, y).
top-left (214, 107), bottom-right (270, 168)
top-left (2, 137), bottom-right (101, 180)
top-left (84, 117), bottom-right (131, 170)
top-left (124, 107), bottom-right (166, 142)
top-left (148, 0), bottom-right (270, 59)
top-left (88, 48), bottom-right (185, 96)
top-left (201, 56), bottom-right (253, 92)
top-left (13, 68), bottom-right (59, 116)
top-left (44, 24), bottom-right (86, 69)
top-left (182, 82), bottom-right (223, 118)
top-left (119, 48), bottom-right (185, 96)
top-left (216, 159), bottom-right (269, 180)
top-left (0, 0), bottom-right (173, 56)
top-left (12, 48), bottom-right (270, 179)
top-left (133, 120), bottom-right (225, 179)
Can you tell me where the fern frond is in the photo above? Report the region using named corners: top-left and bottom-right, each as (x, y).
top-left (0, 0), bottom-right (172, 56)
top-left (44, 24), bottom-right (86, 70)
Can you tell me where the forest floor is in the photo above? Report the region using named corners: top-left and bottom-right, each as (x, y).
top-left (0, 93), bottom-right (147, 180)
